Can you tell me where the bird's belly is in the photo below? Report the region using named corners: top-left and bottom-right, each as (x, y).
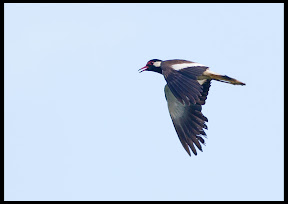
top-left (164, 85), bottom-right (185, 119)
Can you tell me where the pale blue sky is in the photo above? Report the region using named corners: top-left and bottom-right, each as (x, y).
top-left (4, 3), bottom-right (283, 201)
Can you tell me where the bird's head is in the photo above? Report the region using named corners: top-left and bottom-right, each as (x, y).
top-left (139, 59), bottom-right (162, 74)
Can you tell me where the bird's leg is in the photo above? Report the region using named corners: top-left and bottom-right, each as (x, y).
top-left (209, 74), bottom-right (246, 85)
top-left (201, 69), bottom-right (246, 86)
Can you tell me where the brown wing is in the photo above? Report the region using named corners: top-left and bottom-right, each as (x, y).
top-left (164, 80), bottom-right (211, 156)
top-left (162, 64), bottom-right (209, 106)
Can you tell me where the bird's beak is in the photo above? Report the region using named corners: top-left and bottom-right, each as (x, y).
top-left (138, 66), bottom-right (148, 73)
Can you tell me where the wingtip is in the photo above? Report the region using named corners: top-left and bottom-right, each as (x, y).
top-left (185, 149), bottom-right (192, 156)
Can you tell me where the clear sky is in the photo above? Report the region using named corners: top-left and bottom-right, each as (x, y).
top-left (4, 3), bottom-right (283, 201)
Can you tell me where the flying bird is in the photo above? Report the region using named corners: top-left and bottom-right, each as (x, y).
top-left (139, 59), bottom-right (245, 156)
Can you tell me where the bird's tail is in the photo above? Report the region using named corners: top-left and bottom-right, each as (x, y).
top-left (209, 73), bottom-right (246, 86)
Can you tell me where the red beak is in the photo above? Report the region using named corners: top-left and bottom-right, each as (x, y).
top-left (138, 66), bottom-right (148, 73)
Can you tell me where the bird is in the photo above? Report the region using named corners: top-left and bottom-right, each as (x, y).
top-left (139, 59), bottom-right (245, 156)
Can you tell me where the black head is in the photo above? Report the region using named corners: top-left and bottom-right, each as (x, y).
top-left (138, 59), bottom-right (162, 74)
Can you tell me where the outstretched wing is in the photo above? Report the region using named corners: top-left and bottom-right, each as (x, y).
top-left (164, 80), bottom-right (211, 156)
top-left (161, 60), bottom-right (209, 106)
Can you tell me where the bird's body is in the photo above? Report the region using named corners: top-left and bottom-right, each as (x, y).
top-left (139, 59), bottom-right (245, 156)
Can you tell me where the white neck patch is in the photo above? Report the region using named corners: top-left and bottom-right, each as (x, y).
top-left (153, 61), bottom-right (162, 67)
top-left (171, 62), bottom-right (206, 70)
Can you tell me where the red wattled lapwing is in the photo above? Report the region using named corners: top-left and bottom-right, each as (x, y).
top-left (139, 59), bottom-right (245, 156)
